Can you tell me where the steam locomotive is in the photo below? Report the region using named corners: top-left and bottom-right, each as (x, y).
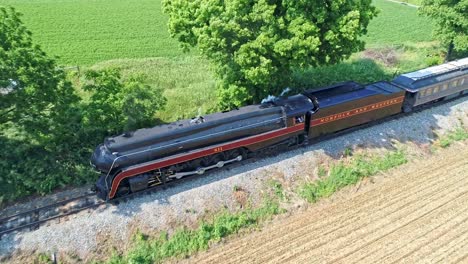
top-left (91, 58), bottom-right (468, 200)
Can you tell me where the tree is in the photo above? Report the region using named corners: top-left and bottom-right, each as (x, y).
top-left (82, 68), bottom-right (167, 137)
top-left (419, 0), bottom-right (468, 60)
top-left (0, 7), bottom-right (167, 202)
top-left (0, 6), bottom-right (85, 201)
top-left (0, 7), bottom-right (78, 129)
top-left (163, 0), bottom-right (378, 108)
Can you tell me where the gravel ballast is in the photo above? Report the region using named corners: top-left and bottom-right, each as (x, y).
top-left (0, 96), bottom-right (467, 261)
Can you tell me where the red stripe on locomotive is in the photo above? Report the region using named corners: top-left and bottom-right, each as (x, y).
top-left (108, 123), bottom-right (304, 198)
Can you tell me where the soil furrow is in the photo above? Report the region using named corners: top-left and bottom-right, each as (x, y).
top-left (259, 164), bottom-right (467, 263)
top-left (354, 203), bottom-right (468, 263)
top-left (286, 176), bottom-right (468, 264)
top-left (203, 161), bottom-right (462, 263)
top-left (188, 144), bottom-right (468, 264)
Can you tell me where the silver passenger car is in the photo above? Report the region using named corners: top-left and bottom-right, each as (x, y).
top-left (392, 57), bottom-right (468, 111)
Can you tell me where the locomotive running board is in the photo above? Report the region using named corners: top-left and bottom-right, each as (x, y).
top-left (168, 155), bottom-right (243, 180)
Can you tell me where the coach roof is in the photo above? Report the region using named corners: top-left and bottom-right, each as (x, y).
top-left (392, 57), bottom-right (468, 91)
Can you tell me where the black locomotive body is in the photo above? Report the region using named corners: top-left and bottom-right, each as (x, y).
top-left (91, 58), bottom-right (468, 200)
top-left (91, 105), bottom-right (287, 173)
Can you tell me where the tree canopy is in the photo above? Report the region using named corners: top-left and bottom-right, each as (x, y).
top-left (420, 0), bottom-right (468, 58)
top-left (0, 7), bottom-right (78, 129)
top-left (82, 68), bottom-right (167, 136)
top-left (0, 6), bottom-right (167, 202)
top-left (163, 0), bottom-right (378, 108)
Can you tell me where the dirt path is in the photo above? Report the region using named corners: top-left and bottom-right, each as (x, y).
top-left (187, 143), bottom-right (468, 264)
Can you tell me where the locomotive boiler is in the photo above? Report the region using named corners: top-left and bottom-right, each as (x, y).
top-left (91, 57), bottom-right (468, 200)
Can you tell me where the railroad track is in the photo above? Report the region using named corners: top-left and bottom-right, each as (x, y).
top-left (0, 192), bottom-right (102, 237)
top-left (1, 94), bottom-right (466, 238)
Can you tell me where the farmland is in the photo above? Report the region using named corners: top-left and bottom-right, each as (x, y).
top-left (1, 0), bottom-right (433, 66)
top-left (187, 143), bottom-right (468, 264)
top-left (0, 0), bottom-right (187, 65)
top-left (0, 0), bottom-right (437, 121)
top-left (363, 0), bottom-right (431, 46)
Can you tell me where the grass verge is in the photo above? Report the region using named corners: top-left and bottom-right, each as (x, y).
top-left (438, 127), bottom-right (468, 148)
top-left (99, 150), bottom-right (409, 263)
top-left (298, 150), bottom-right (408, 203)
top-left (105, 198), bottom-right (282, 264)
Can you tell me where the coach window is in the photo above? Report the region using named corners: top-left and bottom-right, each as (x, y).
top-left (425, 87), bottom-right (433, 97)
top-left (450, 80), bottom-right (458, 88)
top-left (442, 83), bottom-right (449, 91)
top-left (419, 89), bottom-right (426, 98)
top-left (433, 85), bottom-right (440, 94)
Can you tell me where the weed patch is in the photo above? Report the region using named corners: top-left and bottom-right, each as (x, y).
top-left (105, 198), bottom-right (281, 263)
top-left (299, 151), bottom-right (408, 203)
top-left (268, 180), bottom-right (286, 201)
top-left (438, 127), bottom-right (468, 148)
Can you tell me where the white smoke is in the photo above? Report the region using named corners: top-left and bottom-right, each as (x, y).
top-left (261, 87), bottom-right (291, 104)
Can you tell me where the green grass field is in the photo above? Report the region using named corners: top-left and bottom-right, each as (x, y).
top-left (363, 0), bottom-right (432, 46)
top-left (0, 0), bottom-right (187, 65)
top-left (396, 0), bottom-right (422, 6)
top-left (1, 0), bottom-right (433, 66)
top-left (91, 57), bottom-right (218, 121)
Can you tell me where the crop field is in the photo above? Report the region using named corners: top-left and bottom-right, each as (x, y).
top-left (1, 0), bottom-right (433, 66)
top-left (0, 0), bottom-right (187, 65)
top-left (363, 0), bottom-right (432, 46)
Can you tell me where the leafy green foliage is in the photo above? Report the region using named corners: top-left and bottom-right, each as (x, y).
top-left (82, 68), bottom-right (166, 136)
top-left (0, 7), bottom-right (87, 201)
top-left (0, 0), bottom-right (185, 65)
top-left (0, 6), bottom-right (78, 128)
top-left (419, 0), bottom-right (468, 53)
top-left (0, 8), bottom-right (167, 203)
top-left (106, 198), bottom-right (281, 264)
top-left (299, 151), bottom-right (408, 203)
top-left (163, 0), bottom-right (378, 108)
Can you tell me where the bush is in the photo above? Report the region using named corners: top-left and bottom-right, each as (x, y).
top-left (82, 68), bottom-right (167, 139)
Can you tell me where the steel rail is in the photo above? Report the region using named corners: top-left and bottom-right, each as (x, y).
top-left (0, 93), bottom-right (465, 238)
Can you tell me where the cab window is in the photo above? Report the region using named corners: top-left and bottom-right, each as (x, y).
top-left (295, 115), bottom-right (305, 124)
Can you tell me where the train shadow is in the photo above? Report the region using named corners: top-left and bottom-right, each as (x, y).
top-left (1, 92), bottom-right (466, 260)
top-left (109, 95), bottom-right (467, 219)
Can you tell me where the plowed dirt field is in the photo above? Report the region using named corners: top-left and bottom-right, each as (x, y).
top-left (188, 143), bottom-right (468, 263)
